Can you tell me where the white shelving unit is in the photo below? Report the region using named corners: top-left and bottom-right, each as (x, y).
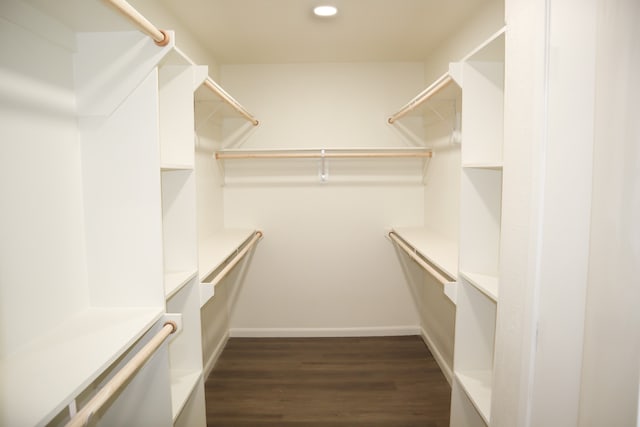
top-left (0, 1), bottom-right (178, 424)
top-left (387, 27), bottom-right (505, 426)
top-left (0, 1), bottom-right (256, 425)
top-left (157, 48), bottom-right (207, 425)
top-left (451, 28), bottom-right (505, 427)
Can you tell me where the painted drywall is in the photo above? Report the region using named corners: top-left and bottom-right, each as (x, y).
top-left (218, 62), bottom-right (426, 335)
top-left (579, 0), bottom-right (640, 424)
top-left (492, 0), bottom-right (624, 426)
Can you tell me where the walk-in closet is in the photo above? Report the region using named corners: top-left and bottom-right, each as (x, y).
top-left (1, 0), bottom-right (638, 426)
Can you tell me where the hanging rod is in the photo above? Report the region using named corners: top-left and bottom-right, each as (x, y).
top-left (103, 0), bottom-right (170, 46)
top-left (388, 74), bottom-right (453, 124)
top-left (65, 321), bottom-right (177, 427)
top-left (388, 231), bottom-right (453, 286)
top-left (215, 148), bottom-right (433, 160)
top-left (204, 231), bottom-right (263, 287)
top-left (203, 79), bottom-right (259, 126)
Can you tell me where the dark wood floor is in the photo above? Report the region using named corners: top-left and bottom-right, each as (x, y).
top-left (204, 335), bottom-right (451, 427)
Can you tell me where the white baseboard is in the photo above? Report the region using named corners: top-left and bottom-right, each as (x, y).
top-left (203, 331), bottom-right (230, 379)
top-left (228, 325), bottom-right (421, 338)
top-left (420, 327), bottom-right (453, 385)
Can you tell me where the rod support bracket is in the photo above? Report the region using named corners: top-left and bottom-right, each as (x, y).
top-left (154, 29), bottom-right (171, 46)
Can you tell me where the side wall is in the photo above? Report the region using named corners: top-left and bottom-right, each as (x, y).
top-left (579, 0), bottom-right (640, 424)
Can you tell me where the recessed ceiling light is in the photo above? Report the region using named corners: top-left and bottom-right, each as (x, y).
top-left (313, 5), bottom-right (338, 17)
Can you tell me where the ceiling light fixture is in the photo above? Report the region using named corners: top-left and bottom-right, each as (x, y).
top-left (313, 5), bottom-right (338, 17)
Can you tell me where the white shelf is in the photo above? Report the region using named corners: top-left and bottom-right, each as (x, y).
top-left (455, 370), bottom-right (493, 425)
top-left (0, 307), bottom-right (163, 427)
top-left (165, 270), bottom-right (198, 300)
top-left (391, 227), bottom-right (458, 280)
top-left (161, 163), bottom-right (195, 171)
top-left (462, 162), bottom-right (503, 170)
top-left (459, 271), bottom-right (499, 302)
top-left (198, 228), bottom-right (257, 282)
top-left (170, 370), bottom-right (202, 421)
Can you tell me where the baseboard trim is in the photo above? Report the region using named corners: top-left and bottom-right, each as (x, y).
top-left (228, 326), bottom-right (422, 338)
top-left (203, 331), bottom-right (230, 379)
top-left (420, 327), bottom-right (453, 385)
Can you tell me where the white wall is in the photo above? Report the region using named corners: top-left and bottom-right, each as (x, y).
top-left (579, 0), bottom-right (640, 424)
top-left (218, 62), bottom-right (426, 335)
top-left (492, 0), bottom-right (638, 425)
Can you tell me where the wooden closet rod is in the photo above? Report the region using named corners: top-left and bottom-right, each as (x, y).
top-left (103, 0), bottom-right (170, 46)
top-left (205, 231), bottom-right (263, 288)
top-left (203, 79), bottom-right (260, 126)
top-left (388, 74), bottom-right (453, 124)
top-left (216, 149), bottom-right (432, 160)
top-left (65, 321), bottom-right (177, 427)
top-left (388, 231), bottom-right (452, 286)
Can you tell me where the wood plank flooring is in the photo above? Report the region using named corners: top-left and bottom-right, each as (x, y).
top-left (205, 336), bottom-right (451, 427)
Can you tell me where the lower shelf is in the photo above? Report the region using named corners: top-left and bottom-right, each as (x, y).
top-left (170, 370), bottom-right (203, 421)
top-left (165, 270), bottom-right (198, 299)
top-left (459, 271), bottom-right (499, 302)
top-left (0, 307), bottom-right (163, 426)
top-left (455, 370), bottom-right (492, 425)
top-left (198, 228), bottom-right (256, 282)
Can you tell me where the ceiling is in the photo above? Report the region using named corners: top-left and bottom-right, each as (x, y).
top-left (157, 0), bottom-right (493, 64)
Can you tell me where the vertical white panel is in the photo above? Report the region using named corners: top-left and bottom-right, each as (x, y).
top-left (459, 169), bottom-right (503, 275)
top-left (159, 65), bottom-right (195, 168)
top-left (495, 0), bottom-right (598, 425)
top-left (461, 61), bottom-right (504, 166)
top-left (81, 70), bottom-right (164, 308)
top-left (529, 0), bottom-right (596, 425)
top-left (162, 170), bottom-right (197, 278)
top-left (579, 0), bottom-right (640, 424)
top-left (0, 9), bottom-right (88, 355)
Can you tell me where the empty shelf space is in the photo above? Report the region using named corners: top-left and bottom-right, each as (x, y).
top-left (170, 369), bottom-right (202, 421)
top-left (459, 271), bottom-right (499, 302)
top-left (198, 229), bottom-right (257, 282)
top-left (165, 270), bottom-right (198, 299)
top-left (455, 370), bottom-right (492, 425)
top-left (0, 307), bottom-right (163, 427)
top-left (391, 227), bottom-right (458, 280)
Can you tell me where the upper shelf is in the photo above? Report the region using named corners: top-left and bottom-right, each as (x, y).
top-left (387, 27), bottom-right (505, 131)
top-left (387, 72), bottom-right (461, 126)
